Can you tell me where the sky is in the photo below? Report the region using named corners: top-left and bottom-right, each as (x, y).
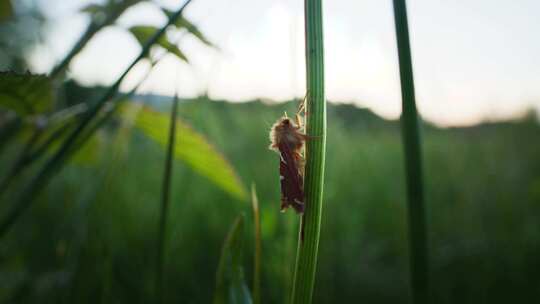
top-left (29, 0), bottom-right (540, 126)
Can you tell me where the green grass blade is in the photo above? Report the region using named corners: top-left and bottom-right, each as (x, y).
top-left (291, 0), bottom-right (327, 303)
top-left (156, 94), bottom-right (179, 304)
top-left (251, 184), bottom-right (262, 304)
top-left (0, 0), bottom-right (194, 238)
top-left (213, 214), bottom-right (253, 304)
top-left (392, 1), bottom-right (429, 303)
top-left (0, 128), bottom-right (42, 196)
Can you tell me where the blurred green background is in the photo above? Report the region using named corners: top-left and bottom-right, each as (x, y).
top-left (2, 93), bottom-right (540, 303)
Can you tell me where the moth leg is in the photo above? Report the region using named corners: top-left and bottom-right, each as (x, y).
top-left (298, 91), bottom-right (308, 115)
top-left (296, 91), bottom-right (308, 131)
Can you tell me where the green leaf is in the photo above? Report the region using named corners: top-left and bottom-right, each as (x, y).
top-left (128, 25), bottom-right (188, 63)
top-left (0, 0), bottom-right (13, 22)
top-left (128, 105), bottom-right (248, 200)
top-left (81, 1), bottom-right (148, 20)
top-left (79, 3), bottom-right (105, 15)
top-left (0, 72), bottom-right (54, 115)
top-left (214, 214), bottom-right (253, 304)
top-left (161, 8), bottom-right (216, 48)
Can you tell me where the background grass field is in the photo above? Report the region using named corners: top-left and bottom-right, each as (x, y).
top-left (1, 92), bottom-right (539, 303)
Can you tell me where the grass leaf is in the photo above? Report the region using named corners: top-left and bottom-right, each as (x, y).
top-left (251, 184), bottom-right (261, 304)
top-left (129, 25), bottom-right (189, 63)
top-left (213, 214), bottom-right (253, 304)
top-left (155, 95), bottom-right (179, 304)
top-left (79, 3), bottom-right (104, 15)
top-left (161, 8), bottom-right (216, 48)
top-left (127, 105), bottom-right (248, 200)
top-left (392, 1), bottom-right (429, 303)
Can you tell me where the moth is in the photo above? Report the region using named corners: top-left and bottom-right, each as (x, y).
top-left (269, 104), bottom-right (307, 214)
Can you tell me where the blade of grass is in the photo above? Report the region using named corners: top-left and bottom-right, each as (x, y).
top-left (0, 0), bottom-right (194, 238)
top-left (213, 214), bottom-right (252, 304)
top-left (290, 0), bottom-right (327, 303)
top-left (392, 1), bottom-right (429, 303)
top-left (49, 21), bottom-right (103, 79)
top-left (156, 93), bottom-right (179, 304)
top-left (0, 103), bottom-right (86, 196)
top-left (251, 184), bottom-right (261, 304)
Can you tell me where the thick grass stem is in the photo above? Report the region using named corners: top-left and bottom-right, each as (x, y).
top-left (290, 0), bottom-right (326, 303)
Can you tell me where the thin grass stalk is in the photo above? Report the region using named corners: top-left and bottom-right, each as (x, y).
top-left (1, 78), bottom-right (136, 197)
top-left (34, 52), bottom-right (163, 178)
top-left (392, 1), bottom-right (429, 303)
top-left (156, 94), bottom-right (179, 304)
top-left (73, 54), bottom-right (166, 157)
top-left (0, 112), bottom-right (80, 196)
top-left (0, 0), bottom-right (194, 238)
top-left (290, 0), bottom-right (326, 302)
top-left (0, 128), bottom-right (42, 196)
top-left (251, 184), bottom-right (262, 304)
top-left (49, 2), bottom-right (133, 79)
top-left (49, 22), bottom-right (103, 79)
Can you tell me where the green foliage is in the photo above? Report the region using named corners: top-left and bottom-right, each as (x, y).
top-left (0, 0), bottom-right (13, 22)
top-left (79, 3), bottom-right (105, 15)
top-left (0, 0), bottom-right (197, 238)
top-left (79, 0), bottom-right (147, 21)
top-left (128, 6), bottom-right (218, 63)
top-left (0, 72), bottom-right (53, 115)
top-left (161, 8), bottom-right (216, 48)
top-left (1, 99), bottom-right (540, 303)
top-left (214, 214), bottom-right (253, 304)
top-left (127, 105), bottom-right (248, 200)
top-left (129, 25), bottom-right (189, 62)
top-left (79, 2), bottom-right (215, 67)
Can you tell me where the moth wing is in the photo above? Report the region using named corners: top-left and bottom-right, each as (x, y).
top-left (278, 142), bottom-right (305, 213)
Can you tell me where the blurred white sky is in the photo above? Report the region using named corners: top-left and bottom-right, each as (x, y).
top-left (30, 0), bottom-right (540, 126)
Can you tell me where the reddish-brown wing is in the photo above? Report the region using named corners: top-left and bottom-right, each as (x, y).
top-left (278, 142), bottom-right (305, 213)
